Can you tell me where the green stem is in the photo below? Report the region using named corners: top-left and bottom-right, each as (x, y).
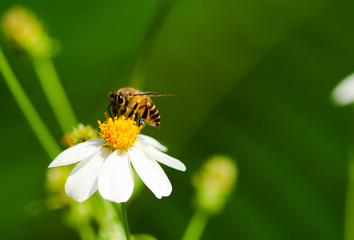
top-left (121, 203), bottom-right (131, 240)
top-left (181, 208), bottom-right (209, 240)
top-left (0, 46), bottom-right (60, 159)
top-left (32, 58), bottom-right (77, 133)
top-left (128, 0), bottom-right (176, 89)
top-left (93, 195), bottom-right (127, 240)
top-left (345, 149), bottom-right (354, 240)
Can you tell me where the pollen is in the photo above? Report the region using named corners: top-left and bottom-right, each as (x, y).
top-left (98, 115), bottom-right (142, 151)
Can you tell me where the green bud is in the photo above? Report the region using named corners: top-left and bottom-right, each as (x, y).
top-left (193, 155), bottom-right (237, 214)
top-left (1, 5), bottom-right (57, 58)
top-left (62, 124), bottom-right (98, 147)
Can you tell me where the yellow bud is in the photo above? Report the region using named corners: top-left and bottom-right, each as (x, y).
top-left (62, 124), bottom-right (98, 147)
top-left (193, 155), bottom-right (237, 214)
top-left (1, 5), bottom-right (55, 58)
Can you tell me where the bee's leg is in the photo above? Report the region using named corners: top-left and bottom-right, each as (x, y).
top-left (107, 104), bottom-right (113, 118)
top-left (139, 118), bottom-right (145, 127)
top-left (141, 105), bottom-right (149, 119)
top-left (133, 112), bottom-right (140, 125)
top-left (138, 105), bottom-right (149, 127)
top-left (128, 103), bottom-right (138, 119)
top-left (120, 107), bottom-right (126, 117)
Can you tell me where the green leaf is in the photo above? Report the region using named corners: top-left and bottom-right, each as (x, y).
top-left (131, 233), bottom-right (158, 240)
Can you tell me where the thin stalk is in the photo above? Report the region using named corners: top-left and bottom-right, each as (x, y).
top-left (128, 0), bottom-right (176, 89)
top-left (0, 46), bottom-right (60, 158)
top-left (121, 203), bottom-right (131, 240)
top-left (345, 107), bottom-right (354, 240)
top-left (345, 149), bottom-right (354, 240)
top-left (93, 195), bottom-right (126, 240)
top-left (32, 58), bottom-right (77, 133)
top-left (181, 208), bottom-right (209, 240)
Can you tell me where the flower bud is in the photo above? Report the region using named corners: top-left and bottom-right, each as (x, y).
top-left (193, 155), bottom-right (237, 214)
top-left (62, 124), bottom-right (98, 147)
top-left (1, 6), bottom-right (56, 58)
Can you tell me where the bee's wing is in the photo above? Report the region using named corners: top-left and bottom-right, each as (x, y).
top-left (132, 91), bottom-right (174, 97)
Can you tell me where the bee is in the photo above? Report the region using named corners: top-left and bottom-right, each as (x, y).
top-left (108, 87), bottom-right (169, 128)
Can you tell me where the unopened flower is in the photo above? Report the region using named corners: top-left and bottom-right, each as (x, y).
top-left (1, 5), bottom-right (55, 58)
top-left (49, 116), bottom-right (186, 203)
top-left (193, 155), bottom-right (237, 214)
top-left (62, 124), bottom-right (98, 147)
top-left (332, 73), bottom-right (354, 106)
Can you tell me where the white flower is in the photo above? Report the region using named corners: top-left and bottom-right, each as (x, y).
top-left (48, 116), bottom-right (186, 203)
top-left (332, 73), bottom-right (354, 106)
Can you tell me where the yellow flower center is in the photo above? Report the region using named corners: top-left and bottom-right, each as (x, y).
top-left (98, 115), bottom-right (142, 151)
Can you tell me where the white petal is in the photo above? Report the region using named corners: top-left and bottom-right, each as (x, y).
top-left (49, 139), bottom-right (105, 168)
top-left (137, 134), bottom-right (167, 152)
top-left (98, 150), bottom-right (134, 203)
top-left (129, 147), bottom-right (172, 198)
top-left (65, 148), bottom-right (110, 202)
top-left (135, 141), bottom-right (186, 171)
top-left (332, 73), bottom-right (354, 106)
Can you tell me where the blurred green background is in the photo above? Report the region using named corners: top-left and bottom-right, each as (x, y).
top-left (0, 0), bottom-right (352, 239)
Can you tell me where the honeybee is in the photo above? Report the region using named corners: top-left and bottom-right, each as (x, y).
top-left (108, 87), bottom-right (169, 128)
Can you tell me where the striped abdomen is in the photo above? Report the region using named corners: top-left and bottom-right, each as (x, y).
top-left (140, 99), bottom-right (160, 128)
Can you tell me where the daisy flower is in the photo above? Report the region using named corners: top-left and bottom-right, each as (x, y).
top-left (332, 72), bottom-right (354, 106)
top-left (49, 115), bottom-right (186, 203)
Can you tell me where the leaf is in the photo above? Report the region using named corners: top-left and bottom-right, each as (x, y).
top-left (131, 233), bottom-right (158, 240)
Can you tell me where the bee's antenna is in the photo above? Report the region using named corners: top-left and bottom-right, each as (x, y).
top-left (132, 92), bottom-right (175, 97)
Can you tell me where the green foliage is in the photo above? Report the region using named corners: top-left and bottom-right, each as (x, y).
top-left (0, 0), bottom-right (352, 239)
top-left (132, 233), bottom-right (158, 240)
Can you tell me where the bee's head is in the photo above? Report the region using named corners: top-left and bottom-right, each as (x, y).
top-left (108, 91), bottom-right (125, 107)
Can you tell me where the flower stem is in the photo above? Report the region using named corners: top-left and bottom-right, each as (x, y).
top-left (32, 57), bottom-right (77, 133)
top-left (128, 0), bottom-right (176, 89)
top-left (345, 149), bottom-right (354, 240)
top-left (0, 45), bottom-right (60, 158)
top-left (120, 203), bottom-right (131, 240)
top-left (181, 208), bottom-right (209, 240)
top-left (93, 195), bottom-right (127, 240)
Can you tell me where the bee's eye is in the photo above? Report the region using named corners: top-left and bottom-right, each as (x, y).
top-left (117, 95), bottom-right (124, 104)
